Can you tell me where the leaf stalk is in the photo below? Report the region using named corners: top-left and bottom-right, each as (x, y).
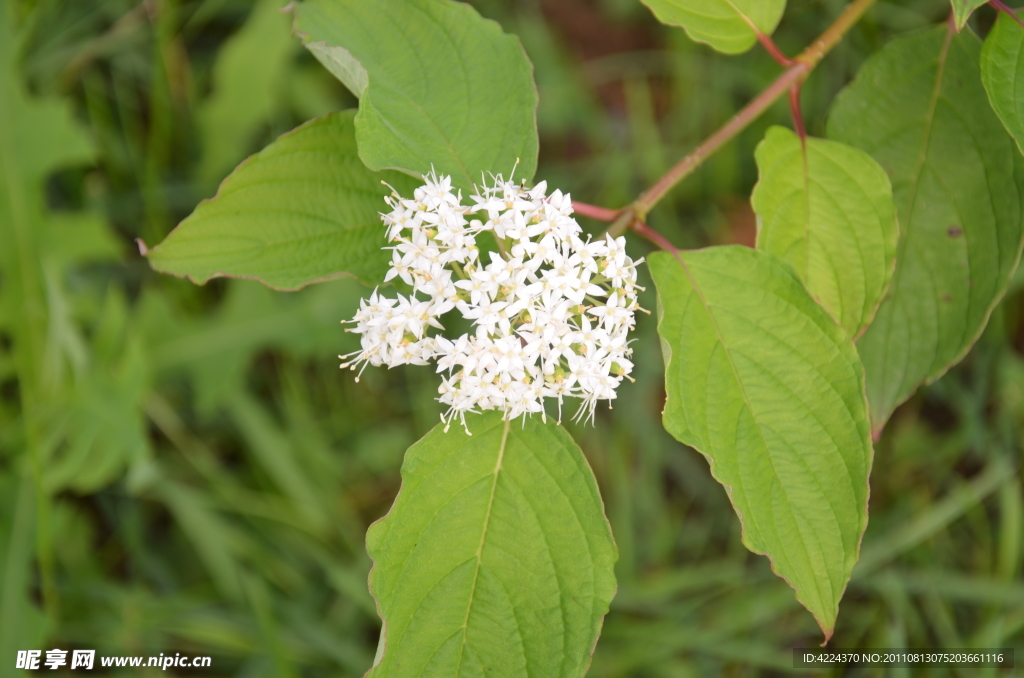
top-left (990, 0), bottom-right (1024, 31)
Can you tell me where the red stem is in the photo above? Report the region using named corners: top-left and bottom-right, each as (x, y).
top-left (789, 84), bottom-right (807, 141)
top-left (615, 63), bottom-right (808, 231)
top-left (632, 221), bottom-right (679, 252)
top-left (991, 0), bottom-right (1024, 30)
top-left (757, 31), bottom-right (795, 67)
top-left (572, 201), bottom-right (621, 222)
top-left (603, 0), bottom-right (879, 241)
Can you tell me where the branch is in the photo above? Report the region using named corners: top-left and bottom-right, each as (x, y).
top-left (607, 0), bottom-right (880, 237)
top-left (790, 84), bottom-right (807, 141)
top-left (632, 221), bottom-right (679, 252)
top-left (756, 31), bottom-right (795, 67)
top-left (572, 201), bottom-right (621, 222)
top-left (991, 0), bottom-right (1024, 30)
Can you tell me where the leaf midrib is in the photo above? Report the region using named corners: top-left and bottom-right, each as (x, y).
top-left (453, 418), bottom-right (512, 675)
top-left (722, 0), bottom-right (759, 34)
top-left (874, 25), bottom-right (954, 417)
top-left (800, 138), bottom-right (812, 283)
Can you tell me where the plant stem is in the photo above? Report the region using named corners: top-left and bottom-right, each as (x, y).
top-left (572, 201), bottom-right (621, 222)
top-left (796, 0), bottom-right (879, 68)
top-left (789, 85), bottom-right (807, 141)
top-left (609, 65), bottom-right (807, 235)
top-left (609, 0), bottom-right (880, 239)
top-left (991, 0), bottom-right (1024, 30)
top-left (756, 31), bottom-right (794, 67)
top-left (633, 221), bottom-right (679, 252)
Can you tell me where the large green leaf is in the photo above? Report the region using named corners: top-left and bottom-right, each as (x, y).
top-left (147, 111), bottom-right (416, 291)
top-left (952, 0), bottom-right (987, 30)
top-left (752, 126), bottom-right (898, 338)
top-left (649, 246), bottom-right (872, 640)
top-left (293, 0), bottom-right (538, 192)
top-left (366, 412), bottom-right (617, 677)
top-left (982, 9), bottom-right (1024, 154)
top-left (829, 26), bottom-right (1024, 432)
top-left (638, 0), bottom-right (785, 55)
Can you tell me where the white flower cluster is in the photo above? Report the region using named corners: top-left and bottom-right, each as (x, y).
top-left (340, 172), bottom-right (644, 431)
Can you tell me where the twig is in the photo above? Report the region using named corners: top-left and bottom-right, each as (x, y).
top-left (604, 0), bottom-right (880, 238)
top-left (756, 31), bottom-right (794, 67)
top-left (632, 221), bottom-right (679, 252)
top-left (991, 0), bottom-right (1024, 30)
top-left (572, 201), bottom-right (621, 222)
top-left (608, 64), bottom-right (807, 235)
top-left (790, 84), bottom-right (807, 141)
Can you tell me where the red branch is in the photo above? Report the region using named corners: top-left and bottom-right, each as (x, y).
top-left (601, 0), bottom-right (880, 256)
top-left (572, 201), bottom-right (621, 222)
top-left (991, 0), bottom-right (1024, 30)
top-left (632, 221), bottom-right (679, 253)
top-left (789, 85), bottom-right (807, 141)
top-left (756, 31), bottom-right (795, 67)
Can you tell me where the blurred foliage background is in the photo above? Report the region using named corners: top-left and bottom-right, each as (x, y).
top-left (1, 0), bottom-right (1022, 675)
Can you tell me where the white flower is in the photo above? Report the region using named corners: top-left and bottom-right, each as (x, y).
top-left (589, 290), bottom-right (635, 331)
top-left (340, 170), bottom-right (643, 432)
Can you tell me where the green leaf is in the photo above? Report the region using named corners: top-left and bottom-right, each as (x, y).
top-left (196, 0), bottom-right (296, 187)
top-left (752, 126), bottom-right (898, 338)
top-left (829, 26), bottom-right (1024, 431)
top-left (147, 110), bottom-right (417, 291)
top-left (302, 42), bottom-right (366, 98)
top-left (649, 246), bottom-right (872, 641)
top-left (982, 8), bottom-right (1024, 154)
top-left (293, 0), bottom-right (539, 192)
top-left (366, 412), bottom-right (617, 678)
top-left (952, 0), bottom-right (987, 30)
top-left (638, 0), bottom-right (785, 55)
